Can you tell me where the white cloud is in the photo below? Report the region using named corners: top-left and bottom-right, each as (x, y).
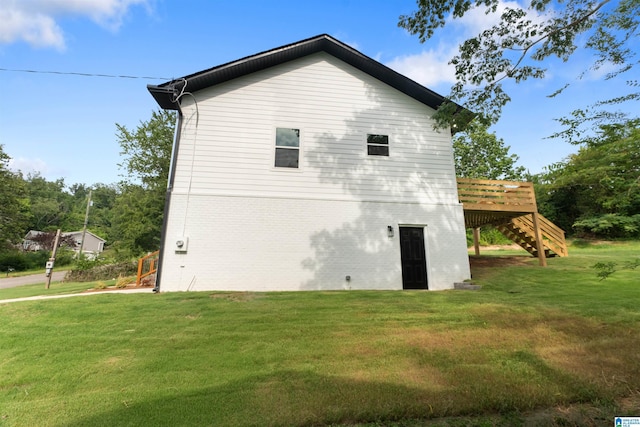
top-left (8, 156), bottom-right (52, 176)
top-left (385, 45), bottom-right (458, 87)
top-left (451, 0), bottom-right (528, 37)
top-left (0, 0), bottom-right (151, 49)
top-left (386, 0), bottom-right (550, 88)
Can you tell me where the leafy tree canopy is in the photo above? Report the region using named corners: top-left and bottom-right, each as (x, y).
top-left (537, 119), bottom-right (640, 236)
top-left (111, 110), bottom-right (175, 256)
top-left (453, 120), bottom-right (526, 180)
top-left (117, 109), bottom-right (176, 190)
top-left (0, 145), bottom-right (30, 249)
top-left (399, 0), bottom-right (639, 135)
top-left (23, 173), bottom-right (73, 232)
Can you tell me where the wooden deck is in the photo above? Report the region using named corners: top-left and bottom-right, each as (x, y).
top-left (457, 178), bottom-right (567, 265)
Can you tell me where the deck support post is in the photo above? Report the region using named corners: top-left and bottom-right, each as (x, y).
top-left (531, 212), bottom-right (547, 267)
top-left (473, 227), bottom-right (481, 256)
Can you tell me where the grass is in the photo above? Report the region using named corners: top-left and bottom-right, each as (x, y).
top-left (0, 280), bottom-right (111, 300)
top-left (0, 241), bottom-right (639, 426)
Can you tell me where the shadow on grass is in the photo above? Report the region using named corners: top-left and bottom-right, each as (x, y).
top-left (62, 370), bottom-right (435, 427)
top-left (62, 353), bottom-right (611, 427)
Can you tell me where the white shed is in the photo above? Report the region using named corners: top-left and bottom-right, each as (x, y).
top-left (148, 34), bottom-right (471, 292)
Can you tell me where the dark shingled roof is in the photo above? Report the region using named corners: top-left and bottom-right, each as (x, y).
top-left (148, 34), bottom-right (460, 113)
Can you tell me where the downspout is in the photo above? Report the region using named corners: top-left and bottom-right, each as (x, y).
top-left (154, 108), bottom-right (184, 293)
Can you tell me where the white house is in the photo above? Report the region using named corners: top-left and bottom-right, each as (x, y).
top-left (147, 34), bottom-right (471, 292)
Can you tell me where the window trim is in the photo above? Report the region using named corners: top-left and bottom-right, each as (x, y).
top-left (366, 133), bottom-right (390, 157)
top-left (272, 126), bottom-right (302, 170)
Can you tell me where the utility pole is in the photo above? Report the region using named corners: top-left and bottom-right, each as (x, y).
top-left (78, 189), bottom-right (92, 258)
top-left (45, 229), bottom-right (61, 289)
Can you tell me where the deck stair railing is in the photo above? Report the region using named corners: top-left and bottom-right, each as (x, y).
top-left (457, 178), bottom-right (568, 262)
top-left (497, 214), bottom-right (568, 258)
top-left (136, 250), bottom-right (160, 287)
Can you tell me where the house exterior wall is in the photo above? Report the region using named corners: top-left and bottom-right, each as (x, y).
top-left (65, 231), bottom-right (106, 254)
top-left (159, 52), bottom-right (470, 291)
top-left (161, 196), bottom-right (468, 291)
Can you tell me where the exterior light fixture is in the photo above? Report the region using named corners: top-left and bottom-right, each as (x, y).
top-left (387, 226), bottom-right (394, 238)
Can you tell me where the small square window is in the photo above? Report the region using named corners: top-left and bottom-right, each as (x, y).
top-left (367, 134), bottom-right (389, 156)
top-left (275, 128), bottom-right (300, 168)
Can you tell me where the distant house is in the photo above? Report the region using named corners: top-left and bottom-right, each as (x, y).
top-left (147, 34), bottom-right (472, 292)
top-left (64, 231), bottom-right (106, 257)
top-left (23, 230), bottom-right (46, 252)
top-left (23, 230), bottom-right (106, 258)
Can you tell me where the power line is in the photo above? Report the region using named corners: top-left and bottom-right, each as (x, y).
top-left (0, 67), bottom-right (171, 80)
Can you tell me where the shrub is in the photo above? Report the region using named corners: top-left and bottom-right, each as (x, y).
top-left (0, 252), bottom-right (29, 272)
top-left (573, 214), bottom-right (640, 238)
top-left (0, 249), bottom-right (78, 272)
top-left (466, 226), bottom-right (512, 247)
top-left (65, 261), bottom-right (138, 282)
top-left (115, 275), bottom-right (132, 288)
top-left (74, 256), bottom-right (109, 272)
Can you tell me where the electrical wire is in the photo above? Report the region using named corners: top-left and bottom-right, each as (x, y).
top-left (0, 67), bottom-right (171, 80)
top-left (169, 78), bottom-right (201, 238)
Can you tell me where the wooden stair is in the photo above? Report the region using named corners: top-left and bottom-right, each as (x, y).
top-left (496, 214), bottom-right (568, 258)
top-left (457, 178), bottom-right (568, 264)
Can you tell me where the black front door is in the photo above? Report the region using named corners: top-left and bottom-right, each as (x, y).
top-left (399, 227), bottom-right (428, 289)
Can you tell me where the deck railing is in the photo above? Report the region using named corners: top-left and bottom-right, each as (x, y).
top-left (136, 250), bottom-right (159, 287)
top-left (457, 178), bottom-right (537, 213)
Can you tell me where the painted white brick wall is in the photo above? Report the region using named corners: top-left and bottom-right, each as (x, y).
top-left (160, 194), bottom-right (470, 292)
top-left (157, 50), bottom-right (472, 292)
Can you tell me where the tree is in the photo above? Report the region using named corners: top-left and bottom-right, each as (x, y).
top-left (85, 183), bottom-right (117, 241)
top-left (116, 109), bottom-right (175, 190)
top-left (0, 145), bottom-right (30, 250)
top-left (399, 0), bottom-right (639, 133)
top-left (453, 120), bottom-right (526, 180)
top-left (111, 110), bottom-right (175, 255)
top-left (27, 231), bottom-right (77, 252)
top-left (23, 173), bottom-right (74, 231)
top-left (537, 119), bottom-right (640, 236)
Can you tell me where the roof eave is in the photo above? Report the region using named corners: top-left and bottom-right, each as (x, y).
top-left (147, 34), bottom-right (468, 116)
top-left (147, 85), bottom-right (180, 111)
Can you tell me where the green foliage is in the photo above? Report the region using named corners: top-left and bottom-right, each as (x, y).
top-left (0, 145), bottom-right (30, 248)
top-left (593, 258), bottom-right (640, 280)
top-left (465, 227), bottom-right (512, 246)
top-left (453, 120), bottom-right (526, 180)
top-left (23, 173), bottom-right (75, 231)
top-left (573, 214), bottom-right (640, 238)
top-left (110, 184), bottom-right (166, 255)
top-left (0, 249), bottom-right (74, 272)
top-left (536, 119), bottom-right (640, 237)
top-left (111, 110), bottom-right (175, 255)
top-left (66, 183), bottom-right (117, 242)
top-left (65, 261), bottom-right (138, 282)
top-left (116, 109), bottom-right (175, 190)
top-left (399, 0), bottom-right (639, 131)
top-left (73, 255), bottom-right (109, 272)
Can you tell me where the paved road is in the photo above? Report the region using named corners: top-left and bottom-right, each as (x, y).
top-left (0, 271), bottom-right (67, 289)
top-left (0, 288), bottom-right (152, 304)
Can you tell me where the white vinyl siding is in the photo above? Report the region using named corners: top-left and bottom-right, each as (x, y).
top-left (172, 53), bottom-right (457, 204)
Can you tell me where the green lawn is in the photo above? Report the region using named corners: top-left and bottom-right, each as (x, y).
top-left (1, 241), bottom-right (639, 426)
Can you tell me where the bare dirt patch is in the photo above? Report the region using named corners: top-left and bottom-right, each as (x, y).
top-left (469, 255), bottom-right (535, 268)
top-left (209, 292), bottom-right (258, 302)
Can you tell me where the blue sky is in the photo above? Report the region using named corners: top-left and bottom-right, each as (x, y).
top-left (1, 0), bottom-right (636, 186)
